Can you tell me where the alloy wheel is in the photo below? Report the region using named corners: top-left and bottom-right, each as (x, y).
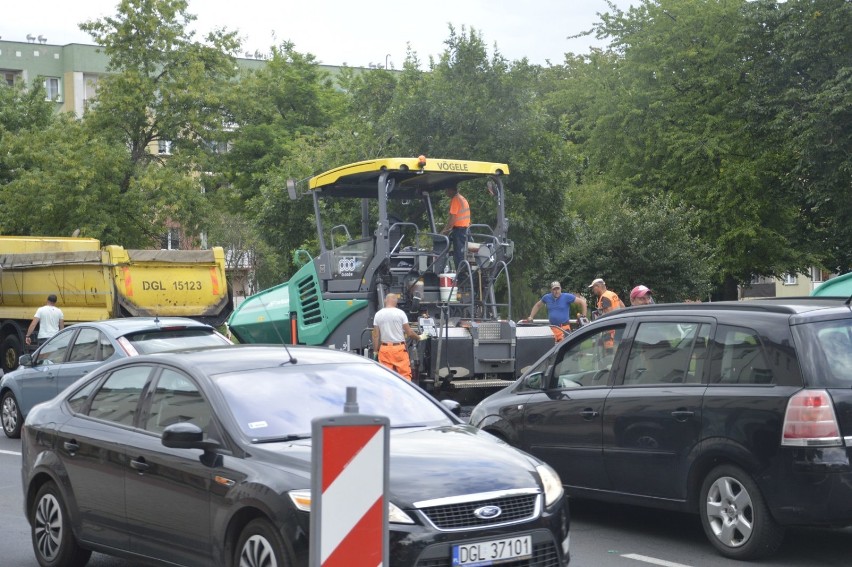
top-left (34, 492), bottom-right (63, 562)
top-left (239, 534), bottom-right (279, 567)
top-left (704, 474), bottom-right (754, 548)
top-left (2, 394), bottom-right (19, 435)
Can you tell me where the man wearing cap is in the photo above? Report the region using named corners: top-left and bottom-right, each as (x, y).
top-left (630, 285), bottom-right (654, 306)
top-left (371, 294), bottom-right (423, 380)
top-left (589, 278), bottom-right (625, 317)
top-left (524, 282), bottom-right (588, 341)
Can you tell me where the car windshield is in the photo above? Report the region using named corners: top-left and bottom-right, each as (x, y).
top-left (212, 363), bottom-right (452, 441)
top-left (125, 328), bottom-right (230, 354)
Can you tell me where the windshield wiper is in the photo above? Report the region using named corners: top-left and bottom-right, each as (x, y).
top-left (252, 433), bottom-right (311, 444)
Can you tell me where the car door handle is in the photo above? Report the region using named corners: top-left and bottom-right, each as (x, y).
top-left (671, 410), bottom-right (695, 421)
top-left (63, 441), bottom-right (79, 454)
top-left (580, 409), bottom-right (600, 420)
top-left (130, 458), bottom-right (150, 473)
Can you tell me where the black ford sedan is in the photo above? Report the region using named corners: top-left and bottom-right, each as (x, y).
top-left (21, 345), bottom-right (569, 567)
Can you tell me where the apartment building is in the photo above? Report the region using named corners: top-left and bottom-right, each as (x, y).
top-left (1, 40), bottom-right (110, 117)
top-left (742, 268), bottom-right (836, 299)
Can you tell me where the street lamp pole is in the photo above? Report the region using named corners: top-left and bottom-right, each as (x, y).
top-left (385, 53), bottom-right (391, 69)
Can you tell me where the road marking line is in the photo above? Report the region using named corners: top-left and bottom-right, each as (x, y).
top-left (622, 553), bottom-right (693, 567)
top-left (0, 449), bottom-right (22, 456)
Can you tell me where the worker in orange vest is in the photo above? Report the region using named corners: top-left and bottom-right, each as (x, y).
top-left (589, 278), bottom-right (624, 349)
top-left (589, 278), bottom-right (625, 316)
top-left (440, 186), bottom-right (471, 272)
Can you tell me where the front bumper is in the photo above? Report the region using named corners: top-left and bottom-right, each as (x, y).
top-left (389, 504), bottom-right (570, 566)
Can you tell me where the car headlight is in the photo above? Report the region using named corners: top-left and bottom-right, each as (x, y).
top-left (536, 463), bottom-right (564, 508)
top-left (288, 489), bottom-right (415, 524)
top-left (388, 501), bottom-right (415, 524)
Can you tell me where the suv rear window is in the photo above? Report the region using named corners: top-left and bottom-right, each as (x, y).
top-left (124, 328), bottom-right (230, 354)
top-left (798, 320), bottom-right (852, 388)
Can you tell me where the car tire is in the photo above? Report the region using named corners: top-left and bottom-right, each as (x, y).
top-left (1, 333), bottom-right (22, 374)
top-left (31, 481), bottom-right (92, 567)
top-left (235, 518), bottom-right (289, 567)
top-left (699, 464), bottom-right (784, 560)
top-left (1, 390), bottom-right (23, 439)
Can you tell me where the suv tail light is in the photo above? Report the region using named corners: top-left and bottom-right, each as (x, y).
top-left (781, 389), bottom-right (842, 447)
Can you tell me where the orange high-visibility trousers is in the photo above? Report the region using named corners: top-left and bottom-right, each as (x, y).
top-left (378, 343), bottom-right (412, 380)
top-left (551, 323), bottom-right (572, 342)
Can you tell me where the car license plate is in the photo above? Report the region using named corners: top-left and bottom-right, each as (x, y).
top-left (452, 535), bottom-right (532, 566)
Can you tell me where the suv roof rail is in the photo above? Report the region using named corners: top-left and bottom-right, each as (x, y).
top-left (610, 297), bottom-right (847, 317)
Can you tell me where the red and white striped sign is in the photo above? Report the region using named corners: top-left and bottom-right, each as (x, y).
top-left (311, 413), bottom-right (389, 567)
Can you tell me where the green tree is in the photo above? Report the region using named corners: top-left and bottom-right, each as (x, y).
top-left (0, 79), bottom-right (55, 190)
top-left (216, 42), bottom-right (348, 287)
top-left (221, 42), bottom-right (344, 209)
top-left (79, 0), bottom-right (240, 247)
top-left (737, 0), bottom-right (852, 274)
top-left (557, 0), bottom-right (817, 298)
top-left (354, 27), bottom-right (579, 311)
top-left (0, 115), bottom-right (136, 239)
top-left (561, 197), bottom-right (714, 304)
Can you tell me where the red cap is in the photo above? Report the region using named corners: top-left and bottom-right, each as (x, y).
top-left (630, 285), bottom-right (652, 300)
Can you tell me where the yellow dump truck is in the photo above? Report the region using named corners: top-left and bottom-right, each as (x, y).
top-left (0, 236), bottom-right (231, 372)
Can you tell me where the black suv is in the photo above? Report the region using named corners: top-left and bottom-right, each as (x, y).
top-left (469, 298), bottom-right (852, 560)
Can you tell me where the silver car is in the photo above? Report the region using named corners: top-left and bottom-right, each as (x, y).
top-left (1, 317), bottom-right (230, 438)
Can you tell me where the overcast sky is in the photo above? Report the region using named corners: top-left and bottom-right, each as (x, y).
top-left (2, 0), bottom-right (634, 68)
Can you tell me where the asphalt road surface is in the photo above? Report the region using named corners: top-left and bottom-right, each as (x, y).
top-left (3, 435), bottom-right (851, 566)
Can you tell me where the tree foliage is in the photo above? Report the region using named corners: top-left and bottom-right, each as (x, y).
top-left (0, 0), bottom-right (848, 302)
top-left (78, 0), bottom-right (240, 246)
top-left (560, 197), bottom-right (714, 303)
top-left (736, 0), bottom-right (852, 273)
top-left (548, 0), bottom-right (827, 298)
top-left (0, 115), bottom-right (136, 240)
top-left (353, 27), bottom-right (580, 309)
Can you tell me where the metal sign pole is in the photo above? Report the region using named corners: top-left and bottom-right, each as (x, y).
top-left (310, 387), bottom-right (390, 567)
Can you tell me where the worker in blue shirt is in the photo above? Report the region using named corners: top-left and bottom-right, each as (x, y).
top-left (524, 281), bottom-right (588, 341)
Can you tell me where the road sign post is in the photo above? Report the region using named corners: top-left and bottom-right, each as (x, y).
top-left (310, 387), bottom-right (390, 567)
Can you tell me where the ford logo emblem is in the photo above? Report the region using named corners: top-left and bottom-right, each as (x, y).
top-left (473, 505), bottom-right (502, 520)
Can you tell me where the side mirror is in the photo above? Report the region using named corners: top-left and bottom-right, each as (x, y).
top-left (18, 354), bottom-right (33, 367)
top-left (440, 399), bottom-right (462, 417)
top-left (286, 179), bottom-right (298, 201)
top-left (162, 422), bottom-right (220, 454)
top-left (524, 371), bottom-right (545, 390)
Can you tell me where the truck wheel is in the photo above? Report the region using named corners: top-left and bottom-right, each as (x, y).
top-left (699, 464), bottom-right (784, 559)
top-left (2, 334), bottom-right (22, 374)
top-left (2, 390), bottom-right (23, 438)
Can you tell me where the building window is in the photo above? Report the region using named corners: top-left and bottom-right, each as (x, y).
top-left (3, 70), bottom-right (22, 87)
top-left (782, 273), bottom-right (797, 286)
top-left (161, 228), bottom-right (181, 250)
top-left (43, 77), bottom-right (60, 101)
top-left (158, 140), bottom-right (172, 155)
top-left (810, 267), bottom-right (830, 283)
top-left (83, 74), bottom-right (100, 105)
